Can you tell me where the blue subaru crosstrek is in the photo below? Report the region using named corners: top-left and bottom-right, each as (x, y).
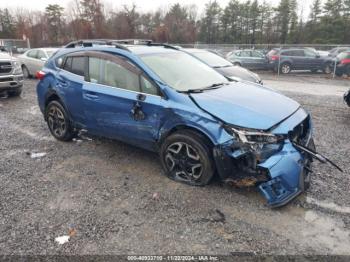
top-left (36, 40), bottom-right (316, 207)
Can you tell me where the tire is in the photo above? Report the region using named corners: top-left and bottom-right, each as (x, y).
top-left (323, 63), bottom-right (333, 74)
top-left (45, 100), bottom-right (75, 141)
top-left (280, 63), bottom-right (291, 74)
top-left (345, 65), bottom-right (350, 76)
top-left (310, 69), bottom-right (318, 73)
top-left (335, 70), bottom-right (343, 77)
top-left (160, 130), bottom-right (215, 186)
top-left (8, 88), bottom-right (22, 97)
top-left (233, 62), bottom-right (241, 67)
top-left (22, 65), bottom-right (30, 78)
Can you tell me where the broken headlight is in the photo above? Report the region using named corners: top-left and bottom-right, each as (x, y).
top-left (224, 126), bottom-right (285, 161)
top-left (224, 126), bottom-right (284, 144)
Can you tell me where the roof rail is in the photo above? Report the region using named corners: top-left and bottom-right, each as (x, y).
top-left (146, 42), bottom-right (180, 50)
top-left (64, 39), bottom-right (130, 52)
top-left (114, 39), bottom-right (153, 45)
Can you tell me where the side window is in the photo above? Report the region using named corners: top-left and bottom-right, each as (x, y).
top-left (140, 76), bottom-right (158, 96)
top-left (240, 51), bottom-right (251, 57)
top-left (37, 50), bottom-right (46, 59)
top-left (63, 57), bottom-right (72, 72)
top-left (252, 51), bottom-right (264, 58)
top-left (71, 57), bottom-right (85, 76)
top-left (304, 49), bottom-right (316, 57)
top-left (88, 57), bottom-right (140, 92)
top-left (27, 50), bottom-right (38, 58)
top-left (293, 50), bottom-right (305, 57)
top-left (281, 50), bottom-right (292, 56)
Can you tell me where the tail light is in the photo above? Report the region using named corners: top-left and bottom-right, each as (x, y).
top-left (36, 70), bottom-right (46, 80)
top-left (340, 59), bottom-right (350, 65)
top-left (270, 55), bottom-right (280, 61)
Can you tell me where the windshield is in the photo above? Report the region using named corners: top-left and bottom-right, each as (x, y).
top-left (190, 51), bottom-right (232, 67)
top-left (140, 52), bottom-right (228, 92)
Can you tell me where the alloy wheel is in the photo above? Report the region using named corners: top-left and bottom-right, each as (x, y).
top-left (47, 105), bottom-right (67, 138)
top-left (164, 142), bottom-right (203, 182)
top-left (281, 64), bottom-right (291, 74)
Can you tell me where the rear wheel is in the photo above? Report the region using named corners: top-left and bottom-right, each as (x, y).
top-left (345, 65), bottom-right (350, 76)
top-left (160, 130), bottom-right (215, 186)
top-left (323, 63), bottom-right (333, 74)
top-left (45, 101), bottom-right (75, 141)
top-left (310, 69), bottom-right (318, 73)
top-left (233, 62), bottom-right (241, 67)
top-left (280, 63), bottom-right (291, 74)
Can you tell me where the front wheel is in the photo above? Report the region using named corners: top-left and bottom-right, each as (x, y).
top-left (8, 88), bottom-right (22, 97)
top-left (160, 130), bottom-right (215, 186)
top-left (45, 101), bottom-right (75, 141)
top-left (22, 65), bottom-right (30, 78)
top-left (323, 63), bottom-right (333, 74)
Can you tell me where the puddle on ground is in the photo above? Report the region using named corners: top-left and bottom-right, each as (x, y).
top-left (304, 210), bottom-right (350, 254)
top-left (306, 197), bottom-right (350, 214)
top-left (222, 202), bottom-right (350, 254)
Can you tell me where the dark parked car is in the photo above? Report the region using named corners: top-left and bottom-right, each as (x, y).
top-left (225, 49), bottom-right (269, 70)
top-left (328, 47), bottom-right (350, 58)
top-left (334, 51), bottom-right (350, 76)
top-left (182, 48), bottom-right (263, 84)
top-left (267, 48), bottom-right (333, 74)
top-left (37, 39), bottom-right (317, 207)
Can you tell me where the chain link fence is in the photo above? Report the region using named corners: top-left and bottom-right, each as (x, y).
top-left (176, 43), bottom-right (349, 78)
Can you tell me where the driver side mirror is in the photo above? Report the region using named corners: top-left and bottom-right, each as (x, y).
top-left (40, 57), bottom-right (47, 62)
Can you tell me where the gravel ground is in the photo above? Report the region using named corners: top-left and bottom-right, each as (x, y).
top-left (0, 74), bottom-right (349, 256)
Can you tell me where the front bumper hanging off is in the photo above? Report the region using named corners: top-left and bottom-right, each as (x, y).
top-left (214, 138), bottom-right (315, 208)
top-left (257, 139), bottom-right (314, 207)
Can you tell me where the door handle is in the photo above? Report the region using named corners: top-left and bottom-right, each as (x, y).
top-left (57, 80), bottom-right (68, 87)
top-left (84, 92), bottom-right (99, 100)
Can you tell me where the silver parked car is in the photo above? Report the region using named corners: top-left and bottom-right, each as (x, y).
top-left (18, 48), bottom-right (58, 78)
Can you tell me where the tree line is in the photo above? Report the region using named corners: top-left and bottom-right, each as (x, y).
top-left (0, 0), bottom-right (349, 47)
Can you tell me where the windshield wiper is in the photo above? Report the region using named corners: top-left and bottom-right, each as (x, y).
top-left (201, 82), bottom-right (228, 90)
top-left (179, 82), bottom-right (228, 94)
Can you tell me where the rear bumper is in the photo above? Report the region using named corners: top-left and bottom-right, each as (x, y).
top-left (0, 74), bottom-right (24, 91)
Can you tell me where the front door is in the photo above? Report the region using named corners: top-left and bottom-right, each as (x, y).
top-left (82, 52), bottom-right (164, 150)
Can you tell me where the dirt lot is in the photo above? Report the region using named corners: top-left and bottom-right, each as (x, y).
top-left (0, 73), bottom-right (349, 256)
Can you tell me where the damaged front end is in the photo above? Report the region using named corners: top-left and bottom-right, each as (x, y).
top-left (214, 109), bottom-right (315, 208)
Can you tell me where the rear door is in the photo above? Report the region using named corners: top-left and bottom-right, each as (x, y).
top-left (251, 50), bottom-right (267, 69)
top-left (303, 49), bottom-right (321, 69)
top-left (239, 51), bottom-right (254, 68)
top-left (290, 50), bottom-right (305, 69)
top-left (24, 50), bottom-right (39, 75)
top-left (82, 52), bottom-right (164, 150)
top-left (56, 54), bottom-right (86, 126)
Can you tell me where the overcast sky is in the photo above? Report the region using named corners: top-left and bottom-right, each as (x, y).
top-left (3, 0), bottom-right (312, 18)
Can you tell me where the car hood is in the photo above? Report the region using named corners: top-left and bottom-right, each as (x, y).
top-left (0, 52), bottom-right (13, 60)
top-left (190, 82), bottom-right (300, 130)
top-left (215, 66), bottom-right (260, 83)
